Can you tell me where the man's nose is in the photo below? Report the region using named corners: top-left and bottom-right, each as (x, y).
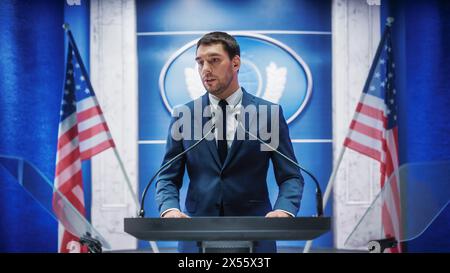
top-left (201, 62), bottom-right (212, 75)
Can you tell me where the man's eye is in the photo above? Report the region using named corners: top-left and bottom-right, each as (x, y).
top-left (212, 58), bottom-right (219, 63)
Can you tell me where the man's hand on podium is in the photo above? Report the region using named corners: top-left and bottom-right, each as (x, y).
top-left (162, 209), bottom-right (190, 218)
top-left (161, 209), bottom-right (292, 218)
top-left (265, 210), bottom-right (292, 218)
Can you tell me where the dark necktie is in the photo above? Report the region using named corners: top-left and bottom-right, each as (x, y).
top-left (218, 99), bottom-right (228, 164)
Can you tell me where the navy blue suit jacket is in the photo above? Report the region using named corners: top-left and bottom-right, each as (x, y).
top-left (155, 89), bottom-right (304, 252)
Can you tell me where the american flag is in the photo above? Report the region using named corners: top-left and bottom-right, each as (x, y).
top-left (344, 26), bottom-right (402, 253)
top-left (52, 38), bottom-right (115, 253)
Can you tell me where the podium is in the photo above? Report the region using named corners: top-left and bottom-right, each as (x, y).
top-left (124, 216), bottom-right (331, 252)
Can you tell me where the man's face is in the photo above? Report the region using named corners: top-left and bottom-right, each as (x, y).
top-left (195, 43), bottom-right (240, 97)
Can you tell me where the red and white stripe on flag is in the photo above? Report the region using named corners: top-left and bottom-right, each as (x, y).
top-left (52, 43), bottom-right (114, 253)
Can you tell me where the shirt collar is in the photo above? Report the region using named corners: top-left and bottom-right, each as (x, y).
top-left (208, 87), bottom-right (243, 108)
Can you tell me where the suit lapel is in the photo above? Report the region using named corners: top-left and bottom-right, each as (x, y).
top-left (222, 88), bottom-right (256, 170)
top-left (201, 93), bottom-right (222, 167)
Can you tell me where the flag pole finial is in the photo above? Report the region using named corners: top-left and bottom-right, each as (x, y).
top-left (386, 17), bottom-right (394, 27)
top-left (62, 23), bottom-right (70, 32)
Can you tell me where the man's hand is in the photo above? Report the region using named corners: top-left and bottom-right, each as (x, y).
top-left (161, 209), bottom-right (190, 218)
top-left (265, 210), bottom-right (291, 218)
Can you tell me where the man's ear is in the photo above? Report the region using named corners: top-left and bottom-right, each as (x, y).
top-left (232, 55), bottom-right (241, 71)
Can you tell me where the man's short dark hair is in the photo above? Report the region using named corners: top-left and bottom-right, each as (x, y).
top-left (196, 31), bottom-right (240, 59)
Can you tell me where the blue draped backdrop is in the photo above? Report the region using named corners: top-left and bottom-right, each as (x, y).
top-left (382, 0), bottom-right (450, 252)
top-left (0, 0), bottom-right (90, 252)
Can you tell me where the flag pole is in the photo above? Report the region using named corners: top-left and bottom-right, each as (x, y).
top-left (62, 23), bottom-right (159, 253)
top-left (302, 17), bottom-right (395, 253)
top-left (112, 148), bottom-right (140, 208)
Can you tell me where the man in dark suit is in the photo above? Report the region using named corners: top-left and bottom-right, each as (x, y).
top-left (155, 32), bottom-right (304, 253)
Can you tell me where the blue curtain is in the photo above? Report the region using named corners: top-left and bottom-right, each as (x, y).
top-left (0, 0), bottom-right (64, 252)
top-left (0, 0), bottom-right (91, 252)
top-left (382, 0), bottom-right (450, 252)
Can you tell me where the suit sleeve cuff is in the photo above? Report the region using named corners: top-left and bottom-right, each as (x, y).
top-left (274, 209), bottom-right (295, 217)
top-left (160, 208), bottom-right (180, 217)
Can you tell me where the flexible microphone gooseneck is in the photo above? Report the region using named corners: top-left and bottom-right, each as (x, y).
top-left (235, 115), bottom-right (324, 217)
top-left (138, 123), bottom-right (216, 217)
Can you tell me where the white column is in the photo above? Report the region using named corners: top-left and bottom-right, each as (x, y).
top-left (332, 0), bottom-right (381, 250)
top-left (89, 0), bottom-right (138, 251)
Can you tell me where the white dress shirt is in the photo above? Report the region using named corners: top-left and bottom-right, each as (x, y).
top-left (208, 87), bottom-right (243, 148)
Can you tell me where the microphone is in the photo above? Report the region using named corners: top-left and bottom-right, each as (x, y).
top-left (234, 114), bottom-right (324, 217)
top-left (138, 122), bottom-right (216, 217)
